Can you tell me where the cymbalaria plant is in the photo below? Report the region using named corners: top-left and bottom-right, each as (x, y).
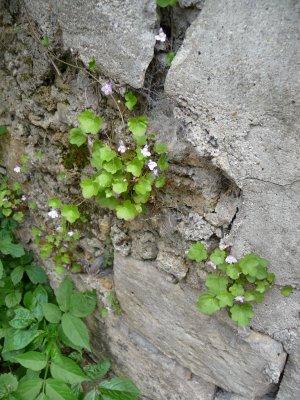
top-left (69, 106), bottom-right (168, 221)
top-left (187, 242), bottom-right (293, 326)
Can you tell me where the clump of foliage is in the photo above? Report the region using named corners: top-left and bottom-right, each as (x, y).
top-left (0, 179), bottom-right (25, 223)
top-left (69, 108), bottom-right (168, 221)
top-left (156, 0), bottom-right (177, 7)
top-left (0, 186), bottom-right (140, 400)
top-left (187, 242), bottom-right (293, 327)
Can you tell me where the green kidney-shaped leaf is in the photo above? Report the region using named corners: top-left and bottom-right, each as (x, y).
top-left (94, 172), bottom-right (113, 188)
top-left (229, 283), bottom-right (245, 297)
top-left (124, 91), bottom-right (137, 111)
top-left (16, 377), bottom-right (43, 400)
top-left (78, 109), bottom-right (103, 134)
top-left (112, 178), bottom-right (128, 194)
top-left (239, 253), bottom-right (268, 278)
top-left (69, 128), bottom-right (87, 147)
top-left (80, 178), bottom-right (99, 199)
top-left (216, 291), bottom-right (234, 308)
top-left (50, 355), bottom-right (88, 385)
top-left (126, 159), bottom-right (143, 177)
top-left (205, 274), bottom-right (228, 295)
top-left (15, 351), bottom-right (47, 371)
top-left (128, 116), bottom-right (148, 145)
top-left (42, 303), bottom-right (62, 323)
top-left (280, 285), bottom-right (293, 297)
top-left (99, 377), bottom-right (140, 400)
top-left (196, 292), bottom-right (220, 315)
top-left (69, 290), bottom-right (97, 318)
top-left (209, 249), bottom-right (226, 266)
top-left (226, 264), bottom-right (240, 280)
top-left (61, 205), bottom-right (80, 224)
top-left (116, 201), bottom-right (139, 221)
top-left (61, 313), bottom-right (90, 351)
top-left (187, 242), bottom-right (208, 262)
top-left (230, 303), bottom-right (254, 327)
top-left (46, 379), bottom-right (77, 400)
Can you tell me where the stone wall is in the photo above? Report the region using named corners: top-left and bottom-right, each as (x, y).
top-left (0, 1), bottom-right (299, 399)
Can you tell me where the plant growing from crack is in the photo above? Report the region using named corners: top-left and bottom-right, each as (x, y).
top-left (68, 105), bottom-right (169, 221)
top-left (187, 242), bottom-right (294, 326)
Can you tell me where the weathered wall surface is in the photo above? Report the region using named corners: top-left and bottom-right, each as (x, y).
top-left (0, 1), bottom-right (299, 399)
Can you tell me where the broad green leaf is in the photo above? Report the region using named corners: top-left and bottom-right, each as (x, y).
top-left (230, 303), bottom-right (254, 327)
top-left (0, 233), bottom-right (25, 257)
top-left (80, 179), bottom-right (99, 199)
top-left (61, 205), bottom-right (80, 224)
top-left (50, 355), bottom-right (88, 385)
top-left (56, 277), bottom-right (74, 312)
top-left (46, 379), bottom-right (76, 400)
top-left (13, 211), bottom-right (24, 222)
top-left (205, 274), bottom-right (228, 295)
top-left (210, 249), bottom-right (226, 266)
top-left (94, 172), bottom-right (113, 188)
top-left (239, 253), bottom-right (268, 278)
top-left (187, 242), bottom-right (208, 262)
top-left (4, 328), bottom-right (39, 351)
top-left (99, 377), bottom-right (140, 400)
top-left (99, 146), bottom-right (117, 163)
top-left (5, 290), bottom-right (22, 308)
top-left (126, 159), bottom-right (143, 177)
top-left (229, 283), bottom-right (245, 297)
top-left (267, 272), bottom-right (276, 284)
top-left (36, 394), bottom-right (49, 400)
top-left (128, 116), bottom-right (148, 145)
top-left (196, 292), bottom-right (220, 315)
top-left (112, 178), bottom-right (128, 194)
top-left (226, 264), bottom-right (240, 279)
top-left (116, 200), bottom-right (138, 221)
top-left (133, 176), bottom-right (152, 195)
top-left (216, 291), bottom-right (234, 307)
top-left (83, 389), bottom-right (98, 400)
top-left (88, 58), bottom-right (96, 72)
top-left (9, 307), bottom-right (34, 329)
top-left (0, 373), bottom-right (18, 397)
top-left (25, 265), bottom-right (48, 284)
top-left (154, 142), bottom-right (167, 155)
top-left (157, 154), bottom-right (168, 171)
top-left (124, 91), bottom-right (137, 111)
top-left (15, 351), bottom-right (47, 371)
top-left (84, 360), bottom-right (111, 380)
top-left (10, 266), bottom-right (24, 286)
top-left (78, 109), bottom-right (103, 134)
top-left (165, 51), bottom-right (175, 66)
top-left (244, 290), bottom-right (264, 303)
top-left (69, 290), bottom-right (97, 318)
top-left (255, 280), bottom-right (269, 293)
top-left (69, 128), bottom-right (87, 147)
top-left (61, 313), bottom-right (90, 351)
top-left (42, 303), bottom-right (62, 323)
top-left (280, 285), bottom-right (293, 297)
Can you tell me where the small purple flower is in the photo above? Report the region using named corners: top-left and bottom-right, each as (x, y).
top-left (101, 82), bottom-right (113, 96)
top-left (141, 145), bottom-right (151, 157)
top-left (226, 255), bottom-right (237, 264)
top-left (234, 296), bottom-right (244, 303)
top-left (147, 160), bottom-right (157, 171)
top-left (155, 28), bottom-right (166, 43)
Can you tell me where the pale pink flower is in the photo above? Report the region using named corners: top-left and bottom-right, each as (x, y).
top-left (48, 209), bottom-right (59, 219)
top-left (147, 160), bottom-right (157, 171)
top-left (234, 296), bottom-right (244, 303)
top-left (226, 255), bottom-right (237, 264)
top-left (21, 195), bottom-right (27, 201)
top-left (141, 145), bottom-right (151, 157)
top-left (13, 165), bottom-right (21, 173)
top-left (118, 142), bottom-right (127, 154)
top-left (67, 231), bottom-right (74, 237)
top-left (101, 82), bottom-right (113, 95)
top-left (152, 168), bottom-right (158, 176)
top-left (155, 28), bottom-right (166, 43)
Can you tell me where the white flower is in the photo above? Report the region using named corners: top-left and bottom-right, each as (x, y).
top-left (21, 195), bottom-right (27, 201)
top-left (67, 231), bottom-right (74, 237)
top-left (152, 168), bottom-right (158, 176)
top-left (155, 28), bottom-right (166, 43)
top-left (13, 165), bottom-right (21, 173)
top-left (147, 160), bottom-right (157, 171)
top-left (206, 260), bottom-right (217, 270)
top-left (141, 145), bottom-right (151, 157)
top-left (101, 82), bottom-right (113, 96)
top-left (118, 142), bottom-right (127, 154)
top-left (234, 296), bottom-right (244, 303)
top-left (56, 225), bottom-right (62, 232)
top-left (226, 255), bottom-right (237, 264)
top-left (48, 209), bottom-right (59, 219)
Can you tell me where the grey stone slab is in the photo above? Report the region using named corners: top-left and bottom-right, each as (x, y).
top-left (114, 254), bottom-right (287, 398)
top-left (24, 0), bottom-right (157, 87)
